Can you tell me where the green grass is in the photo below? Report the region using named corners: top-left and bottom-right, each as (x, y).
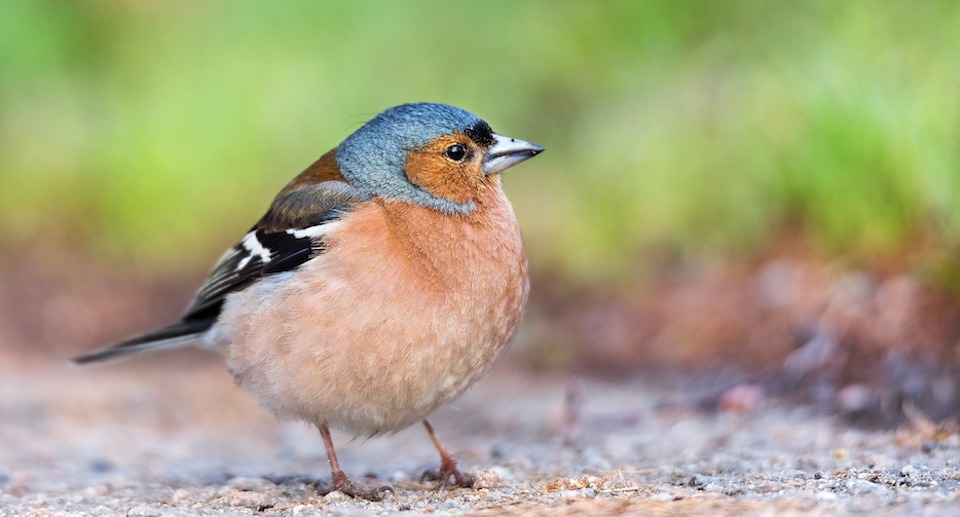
top-left (3, 1), bottom-right (960, 284)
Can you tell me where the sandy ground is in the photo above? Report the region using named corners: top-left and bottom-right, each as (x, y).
top-left (1, 351), bottom-right (958, 516)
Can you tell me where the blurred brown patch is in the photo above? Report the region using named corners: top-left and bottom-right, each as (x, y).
top-left (526, 242), bottom-right (960, 425)
top-left (0, 246), bottom-right (201, 360)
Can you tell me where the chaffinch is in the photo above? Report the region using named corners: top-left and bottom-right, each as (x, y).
top-left (75, 102), bottom-right (543, 499)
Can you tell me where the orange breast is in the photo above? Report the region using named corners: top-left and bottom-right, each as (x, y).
top-left (220, 177), bottom-right (528, 435)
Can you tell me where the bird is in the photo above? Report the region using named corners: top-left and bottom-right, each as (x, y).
top-left (74, 102), bottom-right (543, 500)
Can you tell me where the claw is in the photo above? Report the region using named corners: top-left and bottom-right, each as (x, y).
top-left (420, 457), bottom-right (476, 488)
top-left (315, 477), bottom-right (392, 501)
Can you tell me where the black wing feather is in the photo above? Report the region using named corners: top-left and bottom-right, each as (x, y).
top-left (73, 318), bottom-right (217, 364)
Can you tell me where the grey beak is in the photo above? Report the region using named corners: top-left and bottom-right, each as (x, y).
top-left (482, 134), bottom-right (544, 175)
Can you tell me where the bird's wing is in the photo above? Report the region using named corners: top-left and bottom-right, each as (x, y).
top-left (182, 180), bottom-right (370, 320)
top-left (73, 180), bottom-right (370, 364)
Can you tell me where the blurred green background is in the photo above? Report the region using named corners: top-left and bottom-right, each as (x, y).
top-left (3, 0), bottom-right (960, 286)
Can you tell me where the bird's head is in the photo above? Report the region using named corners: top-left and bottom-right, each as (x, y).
top-left (335, 103), bottom-right (543, 215)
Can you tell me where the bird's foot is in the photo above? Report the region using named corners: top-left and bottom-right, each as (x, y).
top-left (420, 457), bottom-right (476, 489)
top-left (314, 473), bottom-right (391, 501)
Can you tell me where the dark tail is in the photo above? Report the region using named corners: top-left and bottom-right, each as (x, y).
top-left (73, 317), bottom-right (216, 364)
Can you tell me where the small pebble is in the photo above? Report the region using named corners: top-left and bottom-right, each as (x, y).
top-left (88, 459), bottom-right (113, 473)
top-left (324, 490), bottom-right (348, 501)
top-left (649, 492), bottom-right (676, 502)
top-left (723, 486), bottom-right (744, 496)
top-left (226, 476), bottom-right (269, 491)
top-left (224, 490), bottom-right (266, 508)
top-left (688, 474), bottom-right (724, 488)
top-left (845, 479), bottom-right (890, 495)
top-left (756, 482), bottom-right (783, 493)
top-left (170, 489), bottom-right (191, 504)
top-left (126, 506), bottom-right (161, 517)
top-left (473, 469), bottom-right (502, 490)
top-left (703, 483), bottom-right (723, 493)
top-left (388, 470), bottom-right (410, 482)
top-left (779, 469), bottom-right (809, 481)
top-left (718, 384), bottom-right (765, 413)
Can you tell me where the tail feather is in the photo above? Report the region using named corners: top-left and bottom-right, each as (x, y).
top-left (73, 318), bottom-right (215, 364)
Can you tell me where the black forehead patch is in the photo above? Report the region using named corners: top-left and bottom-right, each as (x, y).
top-left (464, 121), bottom-right (495, 148)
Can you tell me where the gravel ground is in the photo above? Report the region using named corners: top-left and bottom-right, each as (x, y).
top-left (1, 351), bottom-right (958, 516)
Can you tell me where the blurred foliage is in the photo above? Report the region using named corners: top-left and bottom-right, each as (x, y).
top-left (3, 1), bottom-right (960, 286)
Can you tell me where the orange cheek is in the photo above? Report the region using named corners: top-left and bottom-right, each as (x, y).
top-left (405, 150), bottom-right (482, 204)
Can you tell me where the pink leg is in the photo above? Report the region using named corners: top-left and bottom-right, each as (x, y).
top-left (318, 424), bottom-right (390, 500)
top-left (421, 419), bottom-right (476, 488)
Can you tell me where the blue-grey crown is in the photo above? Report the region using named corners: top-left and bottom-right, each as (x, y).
top-left (335, 103), bottom-right (491, 214)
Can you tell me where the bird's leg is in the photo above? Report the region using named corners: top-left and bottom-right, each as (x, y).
top-left (420, 419), bottom-right (476, 488)
top-left (316, 424), bottom-right (390, 500)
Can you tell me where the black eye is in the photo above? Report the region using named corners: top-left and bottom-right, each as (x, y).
top-left (444, 144), bottom-right (466, 161)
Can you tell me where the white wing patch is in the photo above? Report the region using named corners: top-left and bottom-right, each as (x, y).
top-left (237, 231), bottom-right (273, 270)
top-left (286, 221), bottom-right (343, 239)
top-left (234, 222), bottom-right (342, 271)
